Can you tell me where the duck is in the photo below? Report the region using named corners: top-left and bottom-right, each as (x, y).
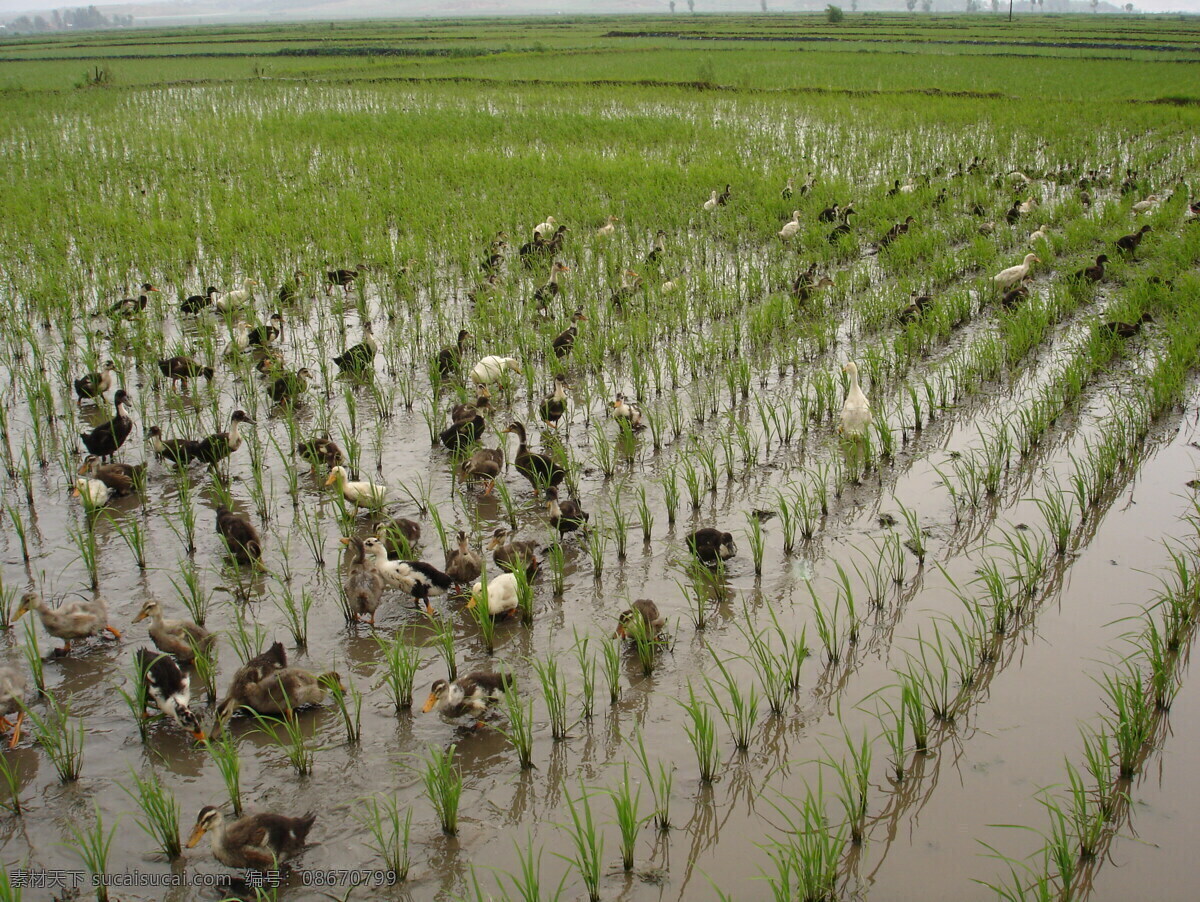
top-left (518, 231), bottom-right (546, 265)
top-left (325, 264), bottom-right (366, 295)
top-left (1116, 225), bottom-right (1151, 255)
top-left (546, 486), bottom-right (588, 536)
top-left (246, 313), bottom-right (284, 348)
top-left (360, 536), bottom-right (415, 593)
top-left (78, 456), bottom-right (144, 496)
top-left (72, 476), bottom-right (111, 509)
top-left (840, 361), bottom-right (872, 436)
top-left (378, 518), bottom-right (421, 559)
top-left (459, 446), bottom-right (504, 494)
top-left (324, 466), bottom-right (389, 511)
top-left (187, 806), bottom-right (316, 870)
top-left (899, 179), bottom-right (916, 194)
top-left (135, 648), bottom-right (205, 740)
top-left (469, 355), bottom-right (522, 388)
top-left (552, 309), bottom-right (586, 359)
top-left (505, 422), bottom-right (565, 493)
top-left (1028, 224), bottom-right (1051, 244)
top-left (340, 536), bottom-right (385, 626)
top-left (267, 367), bottom-right (312, 404)
top-left (394, 559), bottom-right (455, 605)
top-left (106, 283), bottom-right (159, 317)
top-left (686, 528), bottom-right (737, 565)
top-left (792, 274), bottom-right (834, 305)
top-left (999, 281), bottom-right (1032, 310)
top-left (74, 360), bottom-right (116, 403)
top-left (80, 389), bottom-right (133, 462)
top-left (422, 671), bottom-right (514, 715)
top-left (610, 270), bottom-right (643, 309)
top-left (468, 271), bottom-right (501, 303)
top-left (213, 642), bottom-right (288, 727)
top-left (480, 245), bottom-right (506, 274)
top-left (14, 591), bottom-right (119, 656)
top-left (223, 321), bottom-right (255, 355)
top-left (1102, 311), bottom-right (1153, 339)
top-left (146, 427), bottom-right (207, 467)
top-left (818, 202), bottom-right (842, 222)
top-left (435, 329), bottom-right (473, 379)
top-left (778, 210), bottom-right (802, 241)
top-left (466, 573), bottom-right (520, 619)
top-left (539, 375), bottom-right (569, 427)
top-left (826, 207), bottom-right (856, 243)
top-left (718, 183), bottom-right (731, 205)
top-left (533, 216), bottom-right (557, 237)
top-left (487, 527), bottom-right (540, 580)
top-left (662, 267), bottom-right (689, 293)
top-left (781, 177), bottom-right (794, 200)
top-left (181, 286), bottom-right (218, 314)
top-left (615, 599), bottom-right (666, 640)
top-left (214, 279), bottom-right (258, 314)
top-left (444, 530), bottom-right (483, 589)
top-left (897, 291), bottom-right (933, 324)
top-left (439, 405), bottom-right (486, 452)
top-left (132, 599), bottom-right (214, 663)
top-left (217, 665), bottom-right (342, 720)
top-left (1073, 254), bottom-right (1108, 284)
top-left (993, 254), bottom-right (1040, 292)
top-left (0, 665), bottom-right (27, 748)
top-left (878, 216), bottom-right (915, 249)
top-left (1018, 197), bottom-right (1039, 215)
top-left (333, 322), bottom-right (377, 374)
top-left (195, 410), bottom-right (254, 469)
top-left (612, 393), bottom-right (644, 430)
top-left (596, 215), bottom-right (619, 237)
top-left (158, 356), bottom-right (214, 390)
top-left (1131, 194), bottom-right (1160, 214)
top-left (703, 190), bottom-right (719, 212)
top-left (295, 435), bottom-right (344, 472)
top-left (278, 270), bottom-right (308, 305)
top-left (533, 262), bottom-right (570, 313)
top-left (216, 507), bottom-right (262, 565)
top-left (645, 230), bottom-right (667, 265)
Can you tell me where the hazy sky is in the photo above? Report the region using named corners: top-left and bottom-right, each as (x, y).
top-left (1, 0), bottom-right (1197, 16)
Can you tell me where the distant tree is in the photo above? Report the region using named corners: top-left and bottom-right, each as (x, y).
top-left (1124, 2), bottom-right (1134, 9)
top-left (1091, 0), bottom-right (1098, 10)
top-left (920, 0), bottom-right (932, 10)
top-left (670, 0), bottom-right (676, 9)
top-left (966, 0), bottom-right (978, 10)
top-left (761, 0), bottom-right (768, 10)
top-left (906, 0), bottom-right (916, 8)
top-left (826, 3), bottom-right (844, 20)
top-left (687, 0), bottom-right (695, 11)
top-left (990, 0), bottom-right (999, 10)
top-left (850, 0), bottom-right (857, 10)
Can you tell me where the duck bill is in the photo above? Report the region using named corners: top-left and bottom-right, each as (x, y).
top-left (339, 537), bottom-right (351, 546)
top-left (466, 596), bottom-right (478, 611)
top-left (71, 487), bottom-right (81, 497)
top-left (421, 692), bottom-right (439, 714)
top-left (186, 824), bottom-right (207, 848)
top-left (324, 472), bottom-right (338, 487)
top-left (132, 608), bottom-right (150, 624)
top-left (191, 729), bottom-right (207, 741)
top-left (77, 461), bottom-right (91, 475)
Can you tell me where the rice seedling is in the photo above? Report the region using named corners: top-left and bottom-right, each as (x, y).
top-left (325, 670), bottom-right (363, 744)
top-left (760, 781), bottom-right (846, 902)
top-left (746, 511), bottom-right (765, 577)
top-left (1098, 663), bottom-right (1155, 780)
top-left (0, 752), bottom-right (22, 816)
top-left (498, 681), bottom-right (535, 771)
top-left (556, 779), bottom-right (604, 902)
top-left (600, 634), bottom-right (620, 704)
top-left (705, 653), bottom-right (760, 751)
top-left (115, 651), bottom-right (153, 744)
top-left (271, 584), bottom-right (314, 649)
top-left (585, 520), bottom-right (607, 579)
top-left (573, 630), bottom-right (596, 720)
top-left (252, 708), bottom-right (316, 775)
top-left (21, 617), bottom-right (45, 696)
top-left (24, 693), bottom-right (84, 782)
top-left (900, 672), bottom-right (929, 754)
top-left (374, 630), bottom-right (421, 712)
top-left (68, 523), bottom-right (100, 591)
top-left (547, 540), bottom-right (566, 598)
top-left (1033, 485), bottom-right (1076, 557)
top-left (823, 725), bottom-right (872, 845)
top-left (354, 794), bottom-right (412, 880)
top-left (502, 833), bottom-right (566, 902)
top-left (609, 496), bottom-right (630, 561)
top-left (427, 612), bottom-right (457, 681)
top-left (532, 653), bottom-right (569, 741)
top-left (420, 743), bottom-right (463, 836)
top-left (4, 503), bottom-right (29, 564)
top-left (204, 730), bottom-right (242, 815)
top-left (464, 571), bottom-right (498, 654)
top-left (607, 761), bottom-right (644, 872)
top-left (63, 803), bottom-right (116, 902)
top-left (678, 682), bottom-right (721, 783)
top-left (119, 768), bottom-right (182, 860)
top-left (167, 562), bottom-right (210, 626)
top-left (634, 484), bottom-right (654, 545)
top-left (661, 468), bottom-right (680, 526)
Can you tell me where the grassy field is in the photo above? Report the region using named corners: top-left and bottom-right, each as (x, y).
top-left (1, 13), bottom-right (1200, 902)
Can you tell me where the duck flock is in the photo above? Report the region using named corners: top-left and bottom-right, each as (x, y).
top-left (3, 162), bottom-right (1197, 880)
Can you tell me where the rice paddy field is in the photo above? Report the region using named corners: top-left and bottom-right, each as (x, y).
top-left (2, 11), bottom-right (1200, 901)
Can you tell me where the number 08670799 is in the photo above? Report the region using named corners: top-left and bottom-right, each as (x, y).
top-left (297, 869), bottom-right (397, 887)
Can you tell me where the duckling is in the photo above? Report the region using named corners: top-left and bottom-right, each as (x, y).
top-left (466, 573), bottom-right (520, 619)
top-left (645, 230), bottom-right (667, 265)
top-left (214, 279), bottom-right (258, 314)
top-left (551, 309), bottom-right (586, 359)
top-left (1131, 194), bottom-right (1160, 214)
top-left (778, 210), bottom-right (803, 241)
top-left (1102, 311), bottom-right (1153, 339)
top-left (72, 477), bottom-right (111, 509)
top-left (333, 322), bottom-right (377, 374)
top-left (135, 648), bottom-right (205, 740)
top-left (255, 347), bottom-right (284, 375)
top-left (487, 527), bottom-right (540, 580)
top-left (80, 389), bottom-right (133, 462)
top-left (826, 207), bottom-right (856, 243)
top-left (615, 599), bottom-right (666, 640)
top-left (686, 528), bottom-right (737, 565)
top-left (611, 393), bottom-right (644, 430)
top-left (450, 390), bottom-right (492, 425)
top-left (246, 313), bottom-right (284, 348)
top-left (1116, 225), bottom-right (1151, 256)
top-left (781, 177), bottom-right (794, 200)
top-left (0, 665), bottom-right (27, 748)
top-left (435, 329), bottom-right (472, 379)
top-left (422, 671), bottom-right (514, 715)
top-left (719, 182), bottom-right (733, 204)
top-left (146, 427), bottom-right (206, 467)
top-left (546, 486), bottom-right (588, 536)
top-left (610, 270), bottom-right (643, 310)
top-left (80, 452), bottom-right (144, 498)
top-left (993, 254), bottom-right (1040, 292)
top-left (378, 518), bottom-right (421, 559)
top-left (469, 355), bottom-right (522, 388)
top-left (106, 283), bottom-right (159, 317)
top-left (14, 592), bottom-right (119, 656)
top-left (1000, 281), bottom-right (1032, 311)
top-left (158, 356), bottom-right (214, 391)
top-left (533, 262), bottom-right (569, 313)
top-left (267, 367), bottom-right (312, 404)
top-left (74, 360), bottom-right (116, 403)
top-left (295, 435), bottom-right (344, 472)
top-left (395, 560), bottom-right (455, 606)
top-left (324, 466), bottom-right (390, 511)
top-left (596, 215), bottom-right (619, 237)
top-left (661, 267), bottom-right (689, 293)
top-left (878, 216), bottom-right (915, 249)
top-left (818, 202), bottom-right (841, 222)
top-left (1018, 196), bottom-right (1039, 215)
top-left (132, 599), bottom-right (214, 663)
top-left (187, 806), bottom-right (316, 870)
top-left (278, 270), bottom-right (308, 305)
top-left (703, 190), bottom-right (719, 212)
top-left (533, 215), bottom-right (557, 237)
top-left (1073, 254), bottom-right (1108, 284)
top-left (518, 231), bottom-right (546, 266)
top-left (793, 275), bottom-right (834, 306)
top-left (1028, 224), bottom-right (1051, 245)
top-left (440, 407), bottom-right (485, 453)
top-left (216, 507), bottom-right (262, 565)
top-left (340, 536), bottom-right (385, 626)
top-left (181, 286), bottom-right (218, 314)
top-left (840, 361), bottom-right (872, 436)
top-left (444, 530), bottom-right (483, 589)
top-left (505, 422), bottom-right (565, 493)
top-left (213, 642), bottom-right (288, 728)
top-left (326, 264), bottom-right (366, 295)
top-left (459, 446), bottom-right (504, 494)
top-left (897, 291), bottom-right (933, 325)
top-left (539, 375), bottom-right (569, 428)
top-left (360, 536), bottom-right (413, 593)
top-left (219, 666), bottom-right (342, 719)
top-left (195, 410), bottom-right (254, 469)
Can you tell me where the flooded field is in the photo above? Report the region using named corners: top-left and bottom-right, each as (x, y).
top-left (2, 16), bottom-right (1200, 902)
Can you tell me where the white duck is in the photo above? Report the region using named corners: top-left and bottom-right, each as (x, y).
top-left (73, 477), bottom-right (111, 508)
top-left (214, 279), bottom-right (258, 314)
top-left (612, 393), bottom-right (644, 429)
top-left (662, 267), bottom-right (689, 293)
top-left (467, 572), bottom-right (520, 618)
top-left (993, 253), bottom-right (1040, 291)
top-left (703, 190), bottom-right (719, 212)
top-left (898, 179), bottom-right (916, 194)
top-left (596, 215), bottom-right (619, 237)
top-left (840, 362), bottom-right (872, 436)
top-left (1018, 197), bottom-right (1039, 215)
top-left (360, 536), bottom-right (412, 592)
top-left (1028, 224), bottom-right (1050, 244)
top-left (778, 210), bottom-right (803, 240)
top-left (324, 466), bottom-right (389, 511)
top-left (533, 215), bottom-right (557, 236)
top-left (0, 665), bottom-right (27, 747)
top-left (1132, 194), bottom-right (1160, 214)
top-left (469, 355), bottom-right (522, 388)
